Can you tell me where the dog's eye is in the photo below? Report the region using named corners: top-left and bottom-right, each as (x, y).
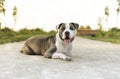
top-left (61, 27), bottom-right (65, 31)
top-left (70, 26), bottom-right (74, 30)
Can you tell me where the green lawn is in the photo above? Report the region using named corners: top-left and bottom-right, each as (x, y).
top-left (81, 31), bottom-right (120, 44)
top-left (82, 36), bottom-right (120, 44)
top-left (1, 27), bottom-right (120, 44)
top-left (0, 28), bottom-right (56, 44)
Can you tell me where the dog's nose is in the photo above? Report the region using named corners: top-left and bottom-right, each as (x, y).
top-left (65, 31), bottom-right (70, 36)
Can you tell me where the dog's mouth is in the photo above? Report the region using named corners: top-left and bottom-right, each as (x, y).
top-left (64, 36), bottom-right (74, 44)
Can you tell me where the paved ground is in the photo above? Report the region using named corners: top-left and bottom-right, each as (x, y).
top-left (0, 37), bottom-right (120, 79)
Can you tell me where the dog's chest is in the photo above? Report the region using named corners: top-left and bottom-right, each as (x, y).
top-left (55, 42), bottom-right (72, 53)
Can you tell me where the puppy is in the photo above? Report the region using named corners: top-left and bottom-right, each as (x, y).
top-left (21, 22), bottom-right (79, 61)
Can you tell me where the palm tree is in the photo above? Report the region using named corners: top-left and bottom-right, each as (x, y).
top-left (13, 6), bottom-right (17, 27)
top-left (116, 0), bottom-right (120, 27)
top-left (104, 6), bottom-right (109, 30)
top-left (0, 0), bottom-right (5, 30)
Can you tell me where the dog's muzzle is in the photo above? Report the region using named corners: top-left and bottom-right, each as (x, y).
top-left (64, 31), bottom-right (74, 44)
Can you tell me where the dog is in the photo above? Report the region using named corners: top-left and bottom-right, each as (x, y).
top-left (21, 22), bottom-right (79, 61)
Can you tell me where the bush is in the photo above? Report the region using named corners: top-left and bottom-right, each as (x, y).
top-left (110, 27), bottom-right (120, 32)
top-left (49, 30), bottom-right (56, 36)
top-left (0, 27), bottom-right (56, 44)
top-left (96, 30), bottom-right (105, 37)
top-left (1, 27), bottom-right (13, 32)
top-left (105, 31), bottom-right (116, 38)
top-left (19, 28), bottom-right (29, 32)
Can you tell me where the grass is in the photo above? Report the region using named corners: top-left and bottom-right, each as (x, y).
top-left (1, 27), bottom-right (120, 44)
top-left (82, 36), bottom-right (120, 44)
top-left (81, 30), bottom-right (120, 44)
top-left (0, 27), bottom-right (56, 44)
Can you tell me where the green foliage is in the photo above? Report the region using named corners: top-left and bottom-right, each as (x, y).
top-left (79, 25), bottom-right (91, 30)
top-left (1, 27), bottom-right (13, 32)
top-left (96, 30), bottom-right (105, 37)
top-left (104, 6), bottom-right (109, 16)
top-left (82, 27), bottom-right (120, 44)
top-left (116, 1), bottom-right (120, 14)
top-left (105, 31), bottom-right (116, 38)
top-left (85, 25), bottom-right (91, 30)
top-left (0, 27), bottom-right (56, 44)
top-left (79, 25), bottom-right (85, 30)
top-left (13, 6), bottom-right (17, 16)
top-left (49, 30), bottom-right (56, 36)
top-left (96, 27), bottom-right (120, 38)
top-left (0, 0), bottom-right (5, 13)
top-left (110, 27), bottom-right (120, 32)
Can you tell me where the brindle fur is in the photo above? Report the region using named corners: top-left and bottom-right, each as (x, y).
top-left (21, 36), bottom-right (56, 58)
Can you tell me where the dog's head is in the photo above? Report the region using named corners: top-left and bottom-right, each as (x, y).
top-left (56, 22), bottom-right (79, 44)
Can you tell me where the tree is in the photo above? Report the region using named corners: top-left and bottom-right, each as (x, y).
top-left (104, 6), bottom-right (110, 30)
top-left (79, 25), bottom-right (85, 30)
top-left (116, 0), bottom-right (120, 27)
top-left (104, 6), bottom-right (109, 17)
top-left (85, 25), bottom-right (91, 30)
top-left (0, 0), bottom-right (5, 30)
top-left (13, 6), bottom-right (17, 27)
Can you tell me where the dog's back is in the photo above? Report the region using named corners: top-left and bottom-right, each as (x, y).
top-left (21, 36), bottom-right (56, 56)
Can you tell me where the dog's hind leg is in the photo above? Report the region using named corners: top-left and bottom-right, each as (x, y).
top-left (21, 44), bottom-right (36, 55)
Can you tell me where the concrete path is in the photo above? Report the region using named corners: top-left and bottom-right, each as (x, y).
top-left (0, 37), bottom-right (120, 79)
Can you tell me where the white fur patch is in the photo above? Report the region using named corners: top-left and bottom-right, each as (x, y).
top-left (62, 24), bottom-right (77, 39)
top-left (52, 23), bottom-right (77, 61)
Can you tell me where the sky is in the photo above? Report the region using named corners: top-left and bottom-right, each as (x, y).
top-left (0, 0), bottom-right (119, 31)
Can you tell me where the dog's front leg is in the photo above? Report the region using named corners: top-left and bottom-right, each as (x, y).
top-left (44, 44), bottom-right (57, 58)
top-left (64, 45), bottom-right (72, 57)
top-left (52, 53), bottom-right (71, 61)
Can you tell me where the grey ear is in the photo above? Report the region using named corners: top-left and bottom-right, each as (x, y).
top-left (70, 22), bottom-right (79, 29)
top-left (56, 23), bottom-right (65, 30)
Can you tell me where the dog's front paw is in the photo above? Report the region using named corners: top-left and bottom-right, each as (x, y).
top-left (63, 56), bottom-right (72, 61)
top-left (44, 52), bottom-right (53, 58)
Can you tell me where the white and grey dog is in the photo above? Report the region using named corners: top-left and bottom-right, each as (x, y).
top-left (21, 22), bottom-right (79, 61)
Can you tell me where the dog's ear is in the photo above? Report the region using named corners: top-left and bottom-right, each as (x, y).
top-left (70, 22), bottom-right (79, 29)
top-left (56, 23), bottom-right (65, 30)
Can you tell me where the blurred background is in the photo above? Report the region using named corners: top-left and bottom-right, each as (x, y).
top-left (0, 0), bottom-right (120, 44)
top-left (0, 0), bottom-right (120, 31)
